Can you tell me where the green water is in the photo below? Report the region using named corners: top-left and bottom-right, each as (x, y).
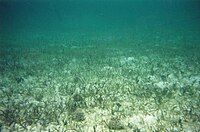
top-left (0, 0), bottom-right (200, 131)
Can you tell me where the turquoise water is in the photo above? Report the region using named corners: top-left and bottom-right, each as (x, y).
top-left (0, 0), bottom-right (200, 131)
top-left (1, 0), bottom-right (199, 48)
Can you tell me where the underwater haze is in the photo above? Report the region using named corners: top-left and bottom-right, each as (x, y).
top-left (0, 0), bottom-right (200, 131)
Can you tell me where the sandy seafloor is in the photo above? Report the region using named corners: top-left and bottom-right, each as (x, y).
top-left (0, 0), bottom-right (200, 132)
